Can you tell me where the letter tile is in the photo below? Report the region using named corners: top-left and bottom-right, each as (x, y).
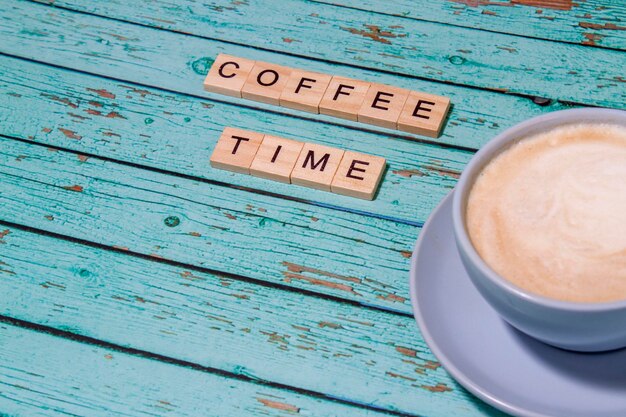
top-left (331, 151), bottom-right (386, 200)
top-left (203, 54), bottom-right (256, 98)
top-left (210, 127), bottom-right (265, 174)
top-left (290, 143), bottom-right (344, 191)
top-left (250, 135), bottom-right (304, 183)
top-left (241, 62), bottom-right (292, 105)
top-left (357, 84), bottom-right (409, 129)
top-left (279, 70), bottom-right (333, 113)
top-left (397, 91), bottom-right (451, 137)
top-left (319, 77), bottom-right (371, 121)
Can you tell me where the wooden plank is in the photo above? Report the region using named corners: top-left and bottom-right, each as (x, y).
top-left (28, 0), bottom-right (626, 108)
top-left (0, 323), bottom-right (398, 417)
top-left (0, 228), bottom-right (505, 417)
top-left (313, 0), bottom-right (626, 51)
top-left (0, 137), bottom-right (417, 313)
top-left (2, 0), bottom-right (572, 151)
top-left (0, 54), bottom-right (466, 226)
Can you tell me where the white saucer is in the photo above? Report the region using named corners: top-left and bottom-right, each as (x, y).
top-left (410, 191), bottom-right (626, 417)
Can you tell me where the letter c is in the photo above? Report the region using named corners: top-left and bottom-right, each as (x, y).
top-left (218, 61), bottom-right (240, 79)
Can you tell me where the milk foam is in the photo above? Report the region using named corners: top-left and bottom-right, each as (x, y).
top-left (466, 124), bottom-right (626, 303)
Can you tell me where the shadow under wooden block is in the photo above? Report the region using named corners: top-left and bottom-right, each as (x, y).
top-left (331, 151), bottom-right (386, 200)
top-left (250, 135), bottom-right (304, 183)
top-left (241, 62), bottom-right (292, 105)
top-left (357, 84), bottom-right (409, 129)
top-left (203, 54), bottom-right (256, 98)
top-left (279, 70), bottom-right (332, 113)
top-left (397, 91), bottom-right (451, 138)
top-left (319, 76), bottom-right (371, 121)
top-left (210, 127), bottom-right (265, 174)
top-left (290, 143), bottom-right (344, 191)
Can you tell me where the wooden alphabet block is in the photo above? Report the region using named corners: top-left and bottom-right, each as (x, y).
top-left (290, 143), bottom-right (344, 191)
top-left (397, 91), bottom-right (450, 138)
top-left (357, 84), bottom-right (409, 129)
top-left (279, 70), bottom-right (333, 113)
top-left (210, 127), bottom-right (265, 174)
top-left (241, 62), bottom-right (292, 105)
top-left (203, 54), bottom-right (256, 98)
top-left (250, 135), bottom-right (304, 183)
top-left (331, 151), bottom-right (386, 200)
top-left (319, 77), bottom-right (371, 121)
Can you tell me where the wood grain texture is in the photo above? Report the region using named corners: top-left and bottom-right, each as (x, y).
top-left (0, 54), bottom-right (465, 226)
top-left (29, 0), bottom-right (626, 107)
top-left (0, 137), bottom-right (418, 314)
top-left (2, 0), bottom-right (572, 150)
top-left (0, 323), bottom-right (400, 417)
top-left (0, 228), bottom-right (505, 417)
top-left (313, 0), bottom-right (626, 51)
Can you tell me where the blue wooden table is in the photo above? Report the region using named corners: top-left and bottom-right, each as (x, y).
top-left (0, 1), bottom-right (624, 416)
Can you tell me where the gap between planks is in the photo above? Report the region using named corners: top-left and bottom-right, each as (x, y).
top-left (0, 215), bottom-right (415, 317)
top-left (2, 133), bottom-right (424, 228)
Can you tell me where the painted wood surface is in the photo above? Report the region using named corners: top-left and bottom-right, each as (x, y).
top-left (0, 227), bottom-right (504, 417)
top-left (2, 1), bottom-right (622, 416)
top-left (313, 0), bottom-right (626, 50)
top-left (0, 137), bottom-right (419, 314)
top-left (0, 322), bottom-right (400, 417)
top-left (31, 0), bottom-right (626, 107)
top-left (3, 0), bottom-right (571, 151)
top-left (0, 54), bottom-right (465, 227)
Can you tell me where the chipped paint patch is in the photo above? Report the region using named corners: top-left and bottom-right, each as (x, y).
top-left (87, 88), bottom-right (116, 99)
top-left (396, 346), bottom-right (417, 357)
top-left (386, 371), bottom-right (417, 382)
top-left (377, 293), bottom-right (407, 303)
top-left (392, 169), bottom-right (425, 178)
top-left (341, 24), bottom-right (406, 44)
top-left (448, 0), bottom-right (572, 10)
top-left (282, 262), bottom-right (361, 284)
top-left (283, 271), bottom-right (359, 295)
top-left (579, 22), bottom-right (626, 31)
top-left (40, 93), bottom-right (78, 108)
top-left (422, 166), bottom-right (461, 179)
top-left (582, 32), bottom-right (604, 46)
top-left (58, 128), bottom-right (82, 140)
top-left (420, 383), bottom-right (453, 393)
top-left (62, 185), bottom-right (84, 192)
top-left (318, 321), bottom-right (343, 329)
top-left (257, 398), bottom-right (300, 413)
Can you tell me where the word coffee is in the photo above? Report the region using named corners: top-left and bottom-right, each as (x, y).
top-left (204, 54), bottom-right (450, 138)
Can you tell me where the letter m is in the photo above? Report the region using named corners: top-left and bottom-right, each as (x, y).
top-left (302, 150), bottom-right (330, 171)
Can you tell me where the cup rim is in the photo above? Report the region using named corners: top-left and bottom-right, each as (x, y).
top-left (452, 108), bottom-right (626, 313)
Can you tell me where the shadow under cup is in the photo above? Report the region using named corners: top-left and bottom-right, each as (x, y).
top-left (452, 108), bottom-right (626, 352)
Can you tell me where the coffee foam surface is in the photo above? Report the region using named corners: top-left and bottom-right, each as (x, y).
top-left (467, 124), bottom-right (626, 303)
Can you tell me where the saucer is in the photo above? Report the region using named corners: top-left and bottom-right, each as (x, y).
top-left (410, 191), bottom-right (626, 417)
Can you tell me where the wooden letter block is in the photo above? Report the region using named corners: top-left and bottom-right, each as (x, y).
top-left (210, 127), bottom-right (265, 174)
top-left (331, 151), bottom-right (386, 200)
top-left (250, 135), bottom-right (304, 183)
top-left (203, 54), bottom-right (256, 98)
top-left (290, 143), bottom-right (344, 191)
top-left (279, 70), bottom-right (333, 113)
top-left (241, 62), bottom-right (292, 105)
top-left (397, 91), bottom-right (450, 138)
top-left (319, 77), bottom-right (371, 121)
top-left (357, 84), bottom-right (409, 129)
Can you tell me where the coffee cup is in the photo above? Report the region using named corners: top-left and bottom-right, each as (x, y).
top-left (452, 108), bottom-right (626, 352)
